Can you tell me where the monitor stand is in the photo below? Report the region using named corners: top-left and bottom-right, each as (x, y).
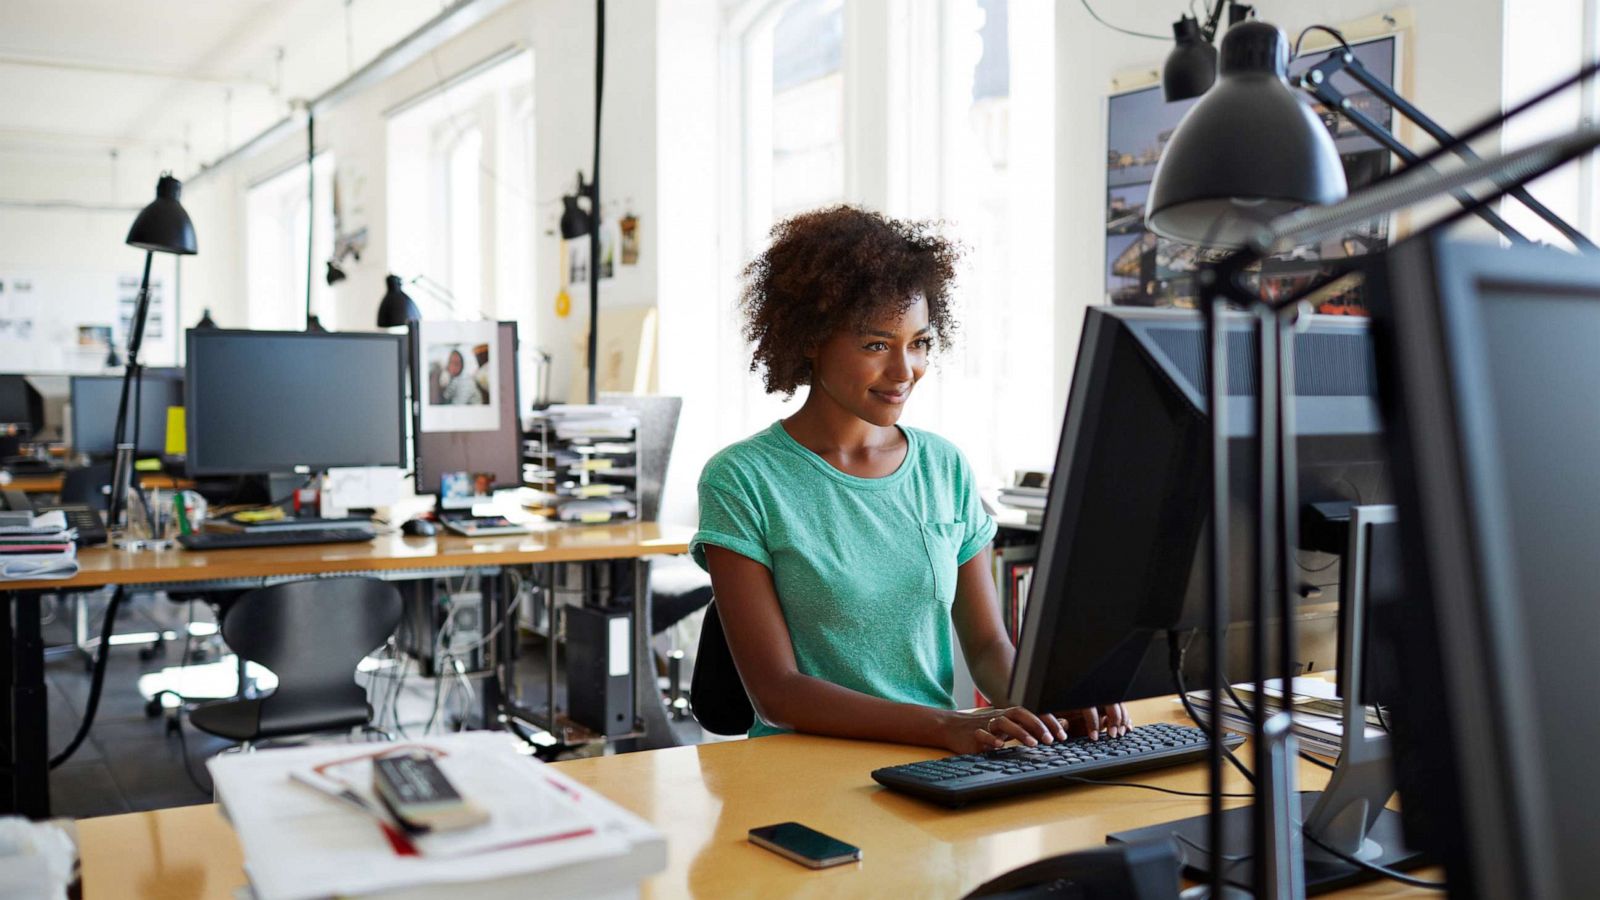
top-left (1110, 505), bottom-right (1427, 894)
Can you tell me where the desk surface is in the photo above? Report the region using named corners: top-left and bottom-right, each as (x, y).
top-left (3, 472), bottom-right (191, 494)
top-left (2, 521), bottom-right (694, 592)
top-left (77, 698), bottom-right (1437, 899)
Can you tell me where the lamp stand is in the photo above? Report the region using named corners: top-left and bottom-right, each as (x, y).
top-left (108, 250), bottom-right (168, 551)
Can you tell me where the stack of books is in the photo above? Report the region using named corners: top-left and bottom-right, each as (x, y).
top-left (0, 508), bottom-right (80, 580)
top-left (1184, 676), bottom-right (1385, 759)
top-left (996, 471), bottom-right (1050, 526)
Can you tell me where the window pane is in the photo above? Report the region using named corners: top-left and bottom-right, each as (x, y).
top-left (771, 0), bottom-right (844, 221)
top-left (447, 127), bottom-right (483, 317)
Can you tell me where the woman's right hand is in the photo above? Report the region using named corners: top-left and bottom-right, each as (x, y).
top-left (933, 706), bottom-right (1069, 755)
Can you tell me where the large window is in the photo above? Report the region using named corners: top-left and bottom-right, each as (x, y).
top-left (245, 153), bottom-right (335, 330)
top-left (894, 0), bottom-right (1057, 486)
top-left (710, 0), bottom-right (849, 454)
top-left (691, 0), bottom-right (1055, 494)
top-left (387, 50), bottom-right (534, 322)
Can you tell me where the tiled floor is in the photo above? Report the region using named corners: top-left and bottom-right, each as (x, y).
top-left (42, 591), bottom-right (714, 819)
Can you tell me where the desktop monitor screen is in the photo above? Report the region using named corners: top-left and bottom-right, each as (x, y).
top-left (71, 371), bottom-right (183, 456)
top-left (0, 374), bottom-right (43, 433)
top-left (1009, 307), bottom-right (1389, 713)
top-left (413, 321), bottom-right (521, 504)
top-left (1373, 234), bottom-right (1600, 899)
top-left (185, 329), bottom-right (407, 476)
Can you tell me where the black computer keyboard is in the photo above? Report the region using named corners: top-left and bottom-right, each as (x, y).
top-left (178, 528), bottom-right (374, 551)
top-left (871, 722), bottom-right (1244, 808)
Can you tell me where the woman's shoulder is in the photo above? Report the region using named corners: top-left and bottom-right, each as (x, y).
top-left (902, 425), bottom-right (967, 467)
top-left (699, 424), bottom-right (790, 489)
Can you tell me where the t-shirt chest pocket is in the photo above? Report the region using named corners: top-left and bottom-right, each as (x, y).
top-left (919, 521), bottom-right (963, 604)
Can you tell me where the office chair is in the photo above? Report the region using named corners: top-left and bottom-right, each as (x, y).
top-left (58, 461), bottom-right (113, 510)
top-left (188, 577), bottom-right (402, 745)
top-left (688, 599), bottom-right (756, 736)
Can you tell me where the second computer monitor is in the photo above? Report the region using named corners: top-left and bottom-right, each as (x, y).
top-left (1010, 306), bottom-right (1390, 712)
top-left (71, 370), bottom-right (183, 456)
top-left (185, 329), bottom-right (407, 476)
top-left (413, 321), bottom-right (522, 504)
top-left (0, 374), bottom-right (43, 434)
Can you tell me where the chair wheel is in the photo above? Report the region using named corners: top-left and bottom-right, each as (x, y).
top-left (139, 646), bottom-right (159, 661)
top-left (145, 697), bottom-right (163, 718)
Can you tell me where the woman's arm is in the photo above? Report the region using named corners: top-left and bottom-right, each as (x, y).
top-left (951, 546), bottom-right (1131, 740)
top-left (950, 547), bottom-right (1018, 703)
top-left (703, 544), bottom-right (1062, 754)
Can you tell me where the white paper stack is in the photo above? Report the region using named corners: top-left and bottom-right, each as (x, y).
top-left (0, 509), bottom-right (79, 580)
top-left (526, 405), bottom-right (640, 442)
top-left (209, 732), bottom-right (666, 900)
top-left (1184, 677), bottom-right (1385, 759)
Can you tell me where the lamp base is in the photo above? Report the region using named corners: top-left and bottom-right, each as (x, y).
top-left (1109, 792), bottom-right (1428, 895)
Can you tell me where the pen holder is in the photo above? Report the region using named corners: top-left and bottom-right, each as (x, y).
top-left (113, 485), bottom-right (176, 552)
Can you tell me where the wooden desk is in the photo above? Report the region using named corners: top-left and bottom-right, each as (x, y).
top-left (3, 521), bottom-right (692, 593)
top-left (1, 522), bottom-right (694, 818)
top-left (76, 698), bottom-right (1437, 899)
top-left (3, 472), bottom-right (192, 495)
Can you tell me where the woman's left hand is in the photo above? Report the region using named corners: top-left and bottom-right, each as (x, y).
top-left (1056, 704), bottom-right (1131, 740)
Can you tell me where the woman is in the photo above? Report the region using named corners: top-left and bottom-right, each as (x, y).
top-left (692, 206), bottom-right (1128, 754)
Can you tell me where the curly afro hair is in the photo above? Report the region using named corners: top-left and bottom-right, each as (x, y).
top-left (738, 205), bottom-right (962, 397)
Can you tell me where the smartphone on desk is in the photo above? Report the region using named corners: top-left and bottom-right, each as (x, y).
top-left (748, 822), bottom-right (861, 869)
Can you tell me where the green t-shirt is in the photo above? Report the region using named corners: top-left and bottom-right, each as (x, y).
top-left (691, 421), bottom-right (997, 737)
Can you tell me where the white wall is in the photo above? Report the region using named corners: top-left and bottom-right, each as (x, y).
top-left (1053, 0), bottom-right (1509, 422)
top-left (3, 0), bottom-right (662, 391)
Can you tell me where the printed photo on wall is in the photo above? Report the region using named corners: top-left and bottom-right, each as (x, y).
top-left (418, 319), bottom-right (501, 433)
top-left (566, 220), bottom-right (620, 288)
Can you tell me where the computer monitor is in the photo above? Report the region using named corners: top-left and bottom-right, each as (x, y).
top-left (185, 329), bottom-right (407, 476)
top-left (0, 374), bottom-right (44, 434)
top-left (413, 321), bottom-right (522, 506)
top-left (71, 370), bottom-right (184, 456)
top-left (1010, 306), bottom-right (1390, 712)
top-left (1371, 233), bottom-right (1600, 899)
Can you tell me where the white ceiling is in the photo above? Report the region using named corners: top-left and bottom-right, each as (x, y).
top-left (0, 0), bottom-right (444, 197)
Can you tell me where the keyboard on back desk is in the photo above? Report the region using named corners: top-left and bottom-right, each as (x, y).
top-left (871, 722), bottom-right (1244, 808)
top-left (177, 528), bottom-right (374, 551)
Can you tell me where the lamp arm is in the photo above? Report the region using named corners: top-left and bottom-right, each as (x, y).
top-left (1302, 54), bottom-right (1595, 250)
top-left (407, 275), bottom-right (460, 315)
top-left (1262, 125), bottom-right (1600, 257)
top-left (1302, 70), bottom-right (1533, 246)
top-left (107, 250), bottom-right (155, 529)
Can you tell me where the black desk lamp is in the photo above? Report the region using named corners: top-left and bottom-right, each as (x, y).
top-left (110, 173), bottom-right (196, 537)
top-left (377, 274), bottom-right (421, 327)
top-left (1144, 17), bottom-right (1600, 899)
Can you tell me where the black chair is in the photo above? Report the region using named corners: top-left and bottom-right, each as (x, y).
top-left (688, 599), bottom-right (756, 736)
top-left (59, 461), bottom-right (113, 510)
top-left (189, 577), bottom-right (402, 744)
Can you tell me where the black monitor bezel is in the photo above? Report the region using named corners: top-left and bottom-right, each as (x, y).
top-left (184, 328), bottom-right (409, 476)
top-left (1372, 233), bottom-right (1598, 898)
top-left (1009, 306), bottom-right (1382, 712)
top-left (69, 369), bottom-right (184, 456)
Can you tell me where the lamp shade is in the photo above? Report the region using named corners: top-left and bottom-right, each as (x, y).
top-left (377, 274), bottom-right (421, 327)
top-left (126, 174), bottom-right (197, 255)
top-left (1162, 16), bottom-right (1218, 102)
top-left (1146, 21), bottom-right (1347, 249)
top-left (559, 195), bottom-right (591, 240)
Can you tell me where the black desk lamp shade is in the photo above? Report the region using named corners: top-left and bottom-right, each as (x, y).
top-left (1147, 21), bottom-right (1347, 249)
top-left (126, 174), bottom-right (197, 255)
top-left (1163, 16), bottom-right (1219, 102)
top-left (377, 274), bottom-right (422, 327)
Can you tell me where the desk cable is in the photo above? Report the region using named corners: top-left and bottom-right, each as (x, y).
top-left (49, 586), bottom-right (126, 769)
